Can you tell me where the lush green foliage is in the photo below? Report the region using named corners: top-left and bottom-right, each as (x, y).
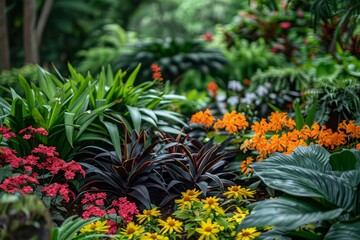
top-left (238, 144), bottom-right (360, 239)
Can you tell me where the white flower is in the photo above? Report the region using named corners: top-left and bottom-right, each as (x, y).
top-left (241, 93), bottom-right (257, 105)
top-left (227, 96), bottom-right (239, 106)
top-left (255, 85), bottom-right (269, 97)
top-left (228, 80), bottom-right (243, 92)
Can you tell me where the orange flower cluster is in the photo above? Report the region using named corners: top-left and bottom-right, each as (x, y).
top-left (191, 110), bottom-right (360, 174)
top-left (190, 108), bottom-right (215, 127)
top-left (245, 114), bottom-right (360, 160)
top-left (213, 110), bottom-right (249, 134)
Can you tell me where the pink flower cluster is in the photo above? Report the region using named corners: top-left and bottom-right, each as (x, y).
top-left (0, 126), bottom-right (86, 204)
top-left (0, 144), bottom-right (85, 179)
top-left (41, 183), bottom-right (74, 202)
top-left (109, 197), bottom-right (139, 223)
top-left (0, 174), bottom-right (38, 194)
top-left (19, 125), bottom-right (48, 139)
top-left (81, 192), bottom-right (139, 234)
top-left (0, 126), bottom-right (16, 140)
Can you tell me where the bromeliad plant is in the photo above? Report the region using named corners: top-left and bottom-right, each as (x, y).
top-left (156, 130), bottom-right (239, 200)
top-left (237, 144), bottom-right (360, 239)
top-left (80, 128), bottom-right (168, 209)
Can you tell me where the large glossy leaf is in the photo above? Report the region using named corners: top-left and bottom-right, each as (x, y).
top-left (325, 220), bottom-right (360, 240)
top-left (238, 196), bottom-right (344, 231)
top-left (330, 150), bottom-right (358, 171)
top-left (253, 161), bottom-right (356, 211)
top-left (252, 145), bottom-right (357, 211)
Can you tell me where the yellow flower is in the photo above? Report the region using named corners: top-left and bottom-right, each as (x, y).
top-left (223, 186), bottom-right (256, 200)
top-left (223, 185), bottom-right (243, 199)
top-left (185, 188), bottom-right (202, 198)
top-left (239, 188), bottom-right (256, 199)
top-left (140, 232), bottom-right (169, 240)
top-left (236, 227), bottom-right (261, 240)
top-left (158, 217), bottom-right (183, 234)
top-left (120, 222), bottom-right (145, 239)
top-left (175, 190), bottom-right (201, 210)
top-left (202, 196), bottom-right (225, 215)
top-left (228, 207), bottom-right (249, 224)
top-left (79, 220), bottom-right (110, 234)
top-left (136, 207), bottom-right (161, 224)
top-left (195, 218), bottom-right (221, 240)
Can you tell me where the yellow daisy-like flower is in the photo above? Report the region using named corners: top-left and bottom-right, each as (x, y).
top-left (158, 217), bottom-right (183, 234)
top-left (223, 185), bottom-right (243, 199)
top-left (185, 188), bottom-right (202, 198)
top-left (195, 218), bottom-right (221, 240)
top-left (202, 196), bottom-right (225, 215)
top-left (224, 186), bottom-right (256, 200)
top-left (140, 232), bottom-right (170, 240)
top-left (79, 220), bottom-right (110, 234)
top-left (239, 188), bottom-right (256, 199)
top-left (228, 207), bottom-right (249, 224)
top-left (236, 227), bottom-right (261, 240)
top-left (175, 190), bottom-right (201, 210)
top-left (136, 207), bottom-right (161, 224)
top-left (120, 221), bottom-right (145, 239)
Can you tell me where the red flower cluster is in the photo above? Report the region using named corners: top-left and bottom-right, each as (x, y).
top-left (41, 183), bottom-right (74, 202)
top-left (19, 125), bottom-right (48, 139)
top-left (151, 64), bottom-right (163, 81)
top-left (0, 126), bottom-right (86, 204)
top-left (0, 126), bottom-right (16, 140)
top-left (0, 174), bottom-right (39, 194)
top-left (202, 33), bottom-right (213, 41)
top-left (110, 197), bottom-right (139, 223)
top-left (81, 192), bottom-right (139, 234)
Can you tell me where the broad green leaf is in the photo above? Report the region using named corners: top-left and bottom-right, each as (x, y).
top-left (305, 100), bottom-right (318, 127)
top-left (103, 121), bottom-right (122, 159)
top-left (294, 101), bottom-right (305, 130)
top-left (124, 64), bottom-right (141, 90)
top-left (238, 196), bottom-right (343, 231)
top-left (330, 150), bottom-right (358, 171)
top-left (18, 75), bottom-right (35, 112)
top-left (48, 99), bottom-right (63, 129)
top-left (64, 112), bottom-right (75, 147)
top-left (139, 108), bottom-right (158, 123)
top-left (32, 108), bottom-right (46, 127)
top-left (325, 220), bottom-right (360, 240)
top-left (38, 70), bottom-right (57, 100)
top-left (127, 105), bottom-right (142, 132)
top-left (252, 145), bottom-right (357, 211)
top-left (153, 110), bottom-right (187, 126)
top-left (257, 145), bottom-right (331, 172)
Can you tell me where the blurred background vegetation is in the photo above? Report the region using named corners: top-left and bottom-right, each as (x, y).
top-left (1, 0), bottom-right (360, 127)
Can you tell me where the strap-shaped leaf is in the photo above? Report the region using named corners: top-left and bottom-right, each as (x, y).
top-left (238, 196), bottom-right (343, 231)
top-left (127, 105), bottom-right (141, 132)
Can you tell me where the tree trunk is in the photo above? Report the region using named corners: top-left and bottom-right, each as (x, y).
top-left (36, 0), bottom-right (53, 48)
top-left (23, 0), bottom-right (39, 64)
top-left (0, 0), bottom-right (10, 70)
